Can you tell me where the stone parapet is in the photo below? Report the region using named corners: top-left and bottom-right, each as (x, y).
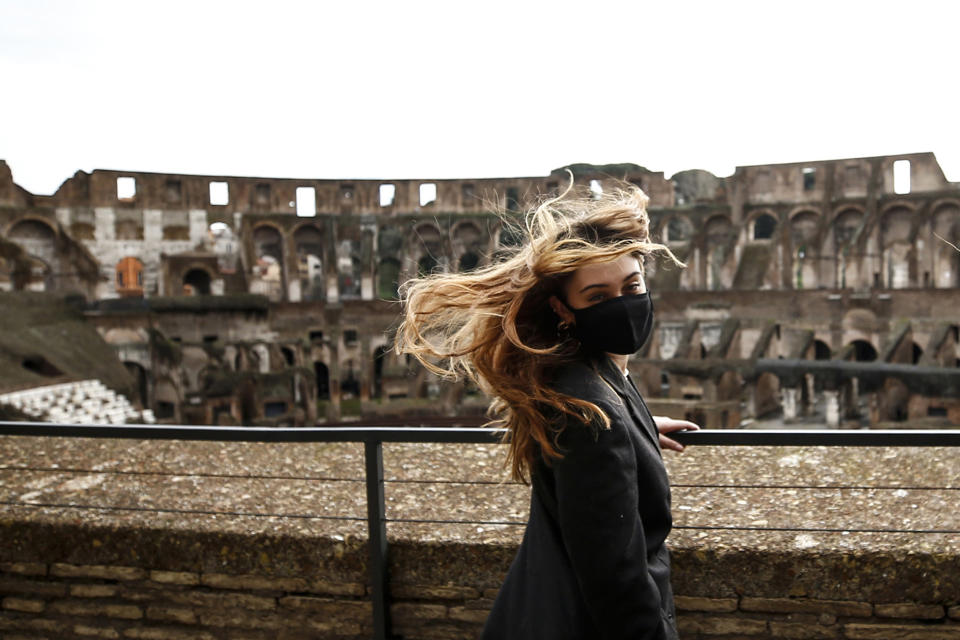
top-left (0, 435), bottom-right (956, 638)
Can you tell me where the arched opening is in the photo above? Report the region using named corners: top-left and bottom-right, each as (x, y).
top-left (252, 225), bottom-right (284, 300)
top-left (116, 257), bottom-right (144, 297)
top-left (849, 340), bottom-right (878, 362)
top-left (753, 214), bottom-right (777, 240)
top-left (124, 361), bottom-right (148, 407)
top-left (154, 378), bottom-right (178, 421)
top-left (183, 268), bottom-right (211, 295)
top-left (878, 378), bottom-right (910, 423)
top-left (341, 360), bottom-right (360, 399)
top-left (294, 225), bottom-right (324, 302)
top-left (498, 225), bottom-right (523, 248)
top-left (8, 220), bottom-right (57, 268)
top-left (717, 370), bottom-right (743, 401)
top-left (881, 207), bottom-right (912, 289)
top-left (665, 216), bottom-right (693, 244)
top-left (754, 372), bottom-right (781, 418)
top-left (813, 340), bottom-right (831, 360)
top-left (377, 258), bottom-right (401, 300)
top-left (314, 361), bottom-right (330, 400)
top-left (705, 216), bottom-right (734, 290)
top-left (833, 209), bottom-right (864, 288)
top-left (417, 254), bottom-right (438, 277)
top-left (458, 251), bottom-right (480, 272)
top-left (790, 211), bottom-right (819, 289)
top-left (336, 239), bottom-right (362, 299)
top-left (373, 345), bottom-right (390, 399)
top-left (281, 347), bottom-right (295, 367)
top-left (910, 342), bottom-right (923, 365)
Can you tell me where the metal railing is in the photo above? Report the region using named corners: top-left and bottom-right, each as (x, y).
top-left (1, 421), bottom-right (958, 640)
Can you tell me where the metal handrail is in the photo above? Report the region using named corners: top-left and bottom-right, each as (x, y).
top-left (1, 421), bottom-right (958, 640)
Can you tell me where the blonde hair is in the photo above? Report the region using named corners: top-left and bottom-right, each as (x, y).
top-left (395, 181), bottom-right (682, 482)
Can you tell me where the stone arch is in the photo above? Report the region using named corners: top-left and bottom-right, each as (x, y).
top-left (754, 372), bottom-right (781, 417)
top-left (748, 211), bottom-right (778, 241)
top-left (717, 370), bottom-right (743, 401)
top-left (183, 266), bottom-right (213, 295)
top-left (377, 257), bottom-right (401, 300)
top-left (452, 220), bottom-right (485, 270)
top-left (458, 251), bottom-right (480, 272)
top-left (789, 210), bottom-right (820, 289)
top-left (846, 339), bottom-right (878, 362)
top-left (314, 361), bottom-right (330, 400)
top-left (154, 376), bottom-right (179, 421)
top-left (336, 237), bottom-right (362, 299)
top-left (812, 339), bottom-right (831, 360)
top-left (123, 361), bottom-right (148, 408)
top-left (832, 207), bottom-right (865, 288)
top-left (661, 214), bottom-right (694, 245)
top-left (251, 224), bottom-right (285, 299)
top-left (293, 223), bottom-right (325, 301)
top-left (7, 218), bottom-right (57, 268)
top-left (932, 202), bottom-right (960, 287)
top-left (877, 377), bottom-right (910, 422)
top-left (880, 205), bottom-right (914, 289)
top-left (251, 343), bottom-right (271, 373)
top-left (373, 344), bottom-right (391, 399)
top-left (410, 222), bottom-right (445, 276)
top-left (704, 215), bottom-right (735, 290)
top-left (842, 308), bottom-right (879, 336)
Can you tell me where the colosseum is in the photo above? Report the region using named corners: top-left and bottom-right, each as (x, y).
top-left (1, 152), bottom-right (958, 429)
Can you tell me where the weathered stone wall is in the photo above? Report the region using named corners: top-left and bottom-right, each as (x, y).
top-left (0, 436), bottom-right (956, 639)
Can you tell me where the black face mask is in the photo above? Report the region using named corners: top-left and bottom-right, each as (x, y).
top-left (566, 292), bottom-right (655, 355)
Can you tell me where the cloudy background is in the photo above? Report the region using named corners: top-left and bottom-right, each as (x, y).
top-left (1, 0), bottom-right (957, 194)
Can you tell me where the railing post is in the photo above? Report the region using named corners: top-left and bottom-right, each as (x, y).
top-left (364, 439), bottom-right (391, 640)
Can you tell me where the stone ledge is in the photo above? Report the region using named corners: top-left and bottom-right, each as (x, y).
top-left (741, 597), bottom-right (872, 617)
top-left (844, 623), bottom-right (960, 640)
top-left (875, 603), bottom-right (946, 620)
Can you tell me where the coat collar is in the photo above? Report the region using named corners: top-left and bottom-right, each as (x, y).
top-left (595, 354), bottom-right (662, 453)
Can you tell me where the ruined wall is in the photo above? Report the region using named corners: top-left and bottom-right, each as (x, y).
top-left (1, 153), bottom-right (958, 426)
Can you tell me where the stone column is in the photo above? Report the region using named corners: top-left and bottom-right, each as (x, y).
top-left (824, 390), bottom-right (840, 428)
top-left (804, 373), bottom-right (816, 417)
top-left (745, 384), bottom-right (757, 418)
top-left (359, 334), bottom-right (372, 402)
top-left (782, 387), bottom-right (799, 421)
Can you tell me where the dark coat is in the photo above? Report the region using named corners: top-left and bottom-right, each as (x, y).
top-left (481, 354), bottom-right (679, 640)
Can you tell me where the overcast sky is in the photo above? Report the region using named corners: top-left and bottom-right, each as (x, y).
top-left (1, 0), bottom-right (957, 195)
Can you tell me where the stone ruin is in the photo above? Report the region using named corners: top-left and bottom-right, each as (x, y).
top-left (0, 153), bottom-right (958, 427)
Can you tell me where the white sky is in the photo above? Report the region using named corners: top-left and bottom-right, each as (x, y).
top-left (1, 0), bottom-right (958, 195)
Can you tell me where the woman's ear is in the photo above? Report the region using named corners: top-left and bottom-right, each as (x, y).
top-left (548, 295), bottom-right (575, 325)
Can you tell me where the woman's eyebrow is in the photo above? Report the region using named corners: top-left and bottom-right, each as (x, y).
top-left (577, 271), bottom-right (642, 294)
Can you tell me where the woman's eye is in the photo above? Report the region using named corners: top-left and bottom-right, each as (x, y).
top-left (626, 282), bottom-right (641, 292)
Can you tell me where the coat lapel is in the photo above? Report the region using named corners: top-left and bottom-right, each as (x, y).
top-left (595, 355), bottom-right (661, 453)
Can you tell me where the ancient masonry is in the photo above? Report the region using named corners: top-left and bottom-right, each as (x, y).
top-left (0, 153), bottom-right (958, 427)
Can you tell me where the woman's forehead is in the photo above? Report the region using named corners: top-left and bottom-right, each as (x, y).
top-left (566, 254), bottom-right (643, 289)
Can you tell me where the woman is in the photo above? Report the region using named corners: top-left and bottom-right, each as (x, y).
top-left (396, 182), bottom-right (697, 640)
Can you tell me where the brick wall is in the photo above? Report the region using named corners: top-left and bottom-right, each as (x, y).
top-left (2, 548), bottom-right (958, 639)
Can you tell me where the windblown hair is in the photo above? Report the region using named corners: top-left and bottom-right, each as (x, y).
top-left (395, 181), bottom-right (682, 482)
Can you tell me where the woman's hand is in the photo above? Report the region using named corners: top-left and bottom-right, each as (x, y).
top-left (654, 415), bottom-right (700, 452)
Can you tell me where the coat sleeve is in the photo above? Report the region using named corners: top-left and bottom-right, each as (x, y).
top-left (551, 398), bottom-right (668, 640)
